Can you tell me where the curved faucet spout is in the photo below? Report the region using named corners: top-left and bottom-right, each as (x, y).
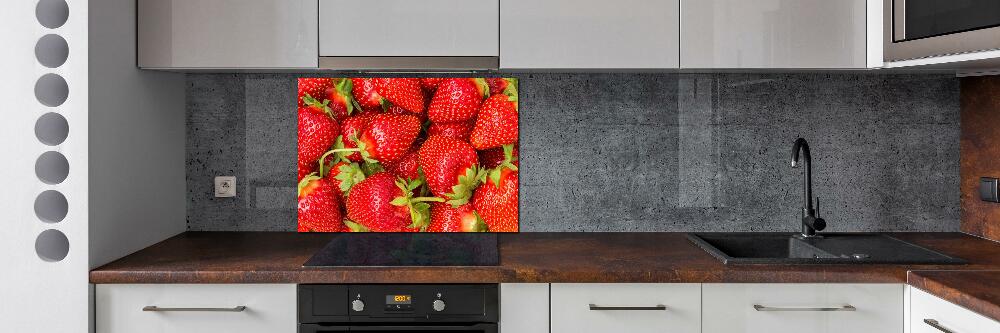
top-left (791, 138), bottom-right (824, 237)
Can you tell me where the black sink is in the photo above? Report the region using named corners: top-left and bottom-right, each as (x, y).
top-left (687, 233), bottom-right (966, 265)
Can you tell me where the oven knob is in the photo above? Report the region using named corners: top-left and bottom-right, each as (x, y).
top-left (351, 299), bottom-right (365, 312)
top-left (432, 299), bottom-right (446, 312)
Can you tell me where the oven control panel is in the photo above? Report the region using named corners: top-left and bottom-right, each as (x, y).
top-left (299, 284), bottom-right (498, 323)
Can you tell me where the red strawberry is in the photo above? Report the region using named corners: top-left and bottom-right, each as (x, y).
top-left (428, 78), bottom-right (489, 123)
top-left (334, 112), bottom-right (375, 162)
top-left (421, 78), bottom-right (444, 93)
top-left (428, 120), bottom-right (474, 141)
top-left (320, 158), bottom-right (365, 197)
top-left (485, 78), bottom-right (515, 96)
top-left (418, 135), bottom-right (483, 206)
top-left (297, 174), bottom-right (345, 232)
top-left (298, 105), bottom-right (339, 172)
top-left (373, 78), bottom-right (425, 113)
top-left (351, 78), bottom-right (385, 111)
top-left (472, 164), bottom-right (518, 233)
top-left (479, 145), bottom-right (519, 169)
top-left (298, 78), bottom-right (333, 108)
top-left (298, 161), bottom-right (316, 183)
top-left (346, 173), bottom-right (443, 232)
top-left (470, 93), bottom-right (519, 150)
top-left (386, 104), bottom-right (427, 122)
top-left (323, 78), bottom-right (355, 121)
top-left (383, 149), bottom-right (421, 181)
top-left (428, 202), bottom-right (487, 232)
top-left (354, 114), bottom-right (422, 163)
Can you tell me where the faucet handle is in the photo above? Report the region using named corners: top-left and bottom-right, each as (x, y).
top-left (815, 196), bottom-right (820, 218)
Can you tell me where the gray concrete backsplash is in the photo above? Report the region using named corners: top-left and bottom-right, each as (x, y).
top-left (186, 73), bottom-right (960, 232)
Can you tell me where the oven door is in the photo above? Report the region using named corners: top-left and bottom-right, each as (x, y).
top-left (885, 0), bottom-right (1000, 61)
top-left (300, 323), bottom-right (498, 333)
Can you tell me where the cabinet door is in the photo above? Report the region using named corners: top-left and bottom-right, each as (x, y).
top-left (702, 283), bottom-right (903, 333)
top-left (680, 0), bottom-right (867, 68)
top-left (319, 0), bottom-right (499, 57)
top-left (551, 283), bottom-right (701, 333)
top-left (96, 284), bottom-right (297, 333)
top-left (137, 0), bottom-right (318, 69)
top-left (910, 287), bottom-right (1000, 333)
top-left (501, 0), bottom-right (680, 69)
top-left (500, 284), bottom-right (548, 333)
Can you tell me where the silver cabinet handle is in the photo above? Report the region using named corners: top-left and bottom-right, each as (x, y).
top-left (753, 304), bottom-right (856, 312)
top-left (589, 304), bottom-right (667, 311)
top-left (142, 306), bottom-right (247, 312)
top-left (923, 319), bottom-right (955, 333)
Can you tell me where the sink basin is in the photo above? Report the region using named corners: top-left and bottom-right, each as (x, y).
top-left (687, 233), bottom-right (966, 265)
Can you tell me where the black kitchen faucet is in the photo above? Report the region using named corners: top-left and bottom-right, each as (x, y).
top-left (791, 138), bottom-right (826, 238)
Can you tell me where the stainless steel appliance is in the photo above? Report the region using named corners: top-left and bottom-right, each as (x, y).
top-left (885, 0), bottom-right (1000, 61)
top-left (298, 284), bottom-right (498, 332)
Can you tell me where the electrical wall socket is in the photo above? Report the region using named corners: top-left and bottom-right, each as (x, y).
top-left (215, 176), bottom-right (236, 198)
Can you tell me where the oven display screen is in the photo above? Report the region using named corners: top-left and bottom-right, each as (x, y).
top-left (386, 295), bottom-right (412, 305)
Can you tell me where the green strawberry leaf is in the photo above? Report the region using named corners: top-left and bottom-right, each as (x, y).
top-left (360, 161), bottom-right (384, 176)
top-left (344, 219), bottom-right (370, 232)
top-left (302, 93), bottom-right (335, 119)
top-left (335, 78), bottom-right (354, 116)
top-left (445, 166), bottom-right (484, 207)
top-left (333, 163), bottom-right (365, 194)
top-left (390, 197), bottom-right (408, 206)
top-left (407, 201), bottom-right (432, 230)
top-left (503, 78), bottom-right (518, 102)
top-left (473, 78), bottom-right (490, 99)
top-left (472, 211), bottom-right (489, 232)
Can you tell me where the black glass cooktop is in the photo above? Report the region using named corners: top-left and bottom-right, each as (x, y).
top-left (303, 233), bottom-right (500, 267)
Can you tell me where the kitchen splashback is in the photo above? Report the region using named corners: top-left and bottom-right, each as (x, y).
top-left (186, 73), bottom-right (960, 232)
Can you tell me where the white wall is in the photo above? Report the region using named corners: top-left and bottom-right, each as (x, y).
top-left (88, 0), bottom-right (186, 270)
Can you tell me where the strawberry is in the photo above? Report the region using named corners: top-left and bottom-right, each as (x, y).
top-left (428, 202), bottom-right (487, 232)
top-left (323, 78), bottom-right (355, 121)
top-left (317, 152), bottom-right (366, 197)
top-left (333, 111), bottom-right (375, 162)
top-left (297, 105), bottom-right (339, 174)
top-left (351, 114), bottom-right (422, 163)
top-left (470, 93), bottom-right (518, 150)
top-left (479, 145), bottom-right (519, 169)
top-left (472, 151), bottom-right (518, 232)
top-left (298, 78), bottom-right (333, 108)
top-left (351, 78), bottom-right (385, 111)
top-left (297, 174), bottom-right (345, 232)
top-left (373, 78), bottom-right (425, 113)
top-left (298, 161), bottom-right (316, 183)
top-left (383, 149), bottom-right (421, 181)
top-left (428, 120), bottom-right (474, 141)
top-left (418, 135), bottom-right (483, 206)
top-left (428, 78), bottom-right (489, 123)
top-left (421, 78), bottom-right (444, 93)
top-left (346, 173), bottom-right (443, 232)
top-left (485, 78), bottom-right (515, 96)
top-left (386, 104), bottom-right (427, 122)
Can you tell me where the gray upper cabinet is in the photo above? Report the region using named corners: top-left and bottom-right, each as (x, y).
top-left (138, 0), bottom-right (318, 69)
top-left (319, 0), bottom-right (499, 57)
top-left (501, 0), bottom-right (680, 69)
top-left (680, 0), bottom-right (869, 69)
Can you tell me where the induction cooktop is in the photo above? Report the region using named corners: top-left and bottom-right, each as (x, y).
top-left (303, 233), bottom-right (499, 267)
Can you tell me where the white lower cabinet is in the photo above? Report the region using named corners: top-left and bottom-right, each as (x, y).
top-left (702, 283), bottom-right (904, 333)
top-left (909, 286), bottom-right (1000, 333)
top-left (500, 283), bottom-right (549, 333)
top-left (550, 283), bottom-right (701, 333)
top-left (96, 284), bottom-right (297, 333)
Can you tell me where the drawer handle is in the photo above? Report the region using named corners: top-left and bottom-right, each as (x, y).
top-left (588, 304), bottom-right (667, 311)
top-left (142, 306), bottom-right (247, 312)
top-left (753, 304), bottom-right (856, 312)
top-left (923, 319), bottom-right (955, 333)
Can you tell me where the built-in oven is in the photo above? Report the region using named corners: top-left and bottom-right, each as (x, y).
top-left (884, 0), bottom-right (1000, 61)
top-left (299, 284), bottom-right (498, 333)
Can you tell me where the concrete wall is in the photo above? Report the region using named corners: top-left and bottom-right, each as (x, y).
top-left (186, 73), bottom-right (960, 232)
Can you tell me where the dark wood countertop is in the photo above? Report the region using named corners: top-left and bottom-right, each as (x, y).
top-left (90, 232), bottom-right (1000, 285)
top-left (908, 270), bottom-right (1000, 323)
